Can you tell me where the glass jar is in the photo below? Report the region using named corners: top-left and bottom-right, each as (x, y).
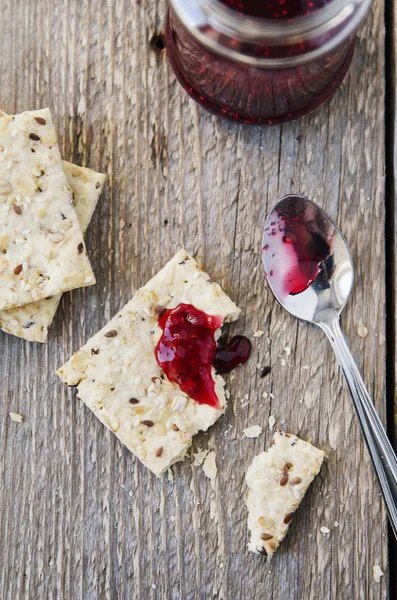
top-left (165, 0), bottom-right (373, 125)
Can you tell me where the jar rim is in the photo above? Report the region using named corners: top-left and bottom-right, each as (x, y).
top-left (199, 0), bottom-right (371, 39)
top-left (170, 0), bottom-right (373, 67)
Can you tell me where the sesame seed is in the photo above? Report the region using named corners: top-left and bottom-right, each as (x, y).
top-left (15, 238), bottom-right (25, 244)
top-left (7, 161), bottom-right (13, 169)
top-left (122, 365), bottom-right (128, 374)
top-left (114, 366), bottom-right (121, 373)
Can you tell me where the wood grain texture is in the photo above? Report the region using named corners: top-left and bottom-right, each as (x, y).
top-left (0, 1), bottom-right (389, 599)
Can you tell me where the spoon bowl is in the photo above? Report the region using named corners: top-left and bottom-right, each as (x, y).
top-left (262, 194), bottom-right (354, 323)
top-left (262, 193), bottom-right (397, 538)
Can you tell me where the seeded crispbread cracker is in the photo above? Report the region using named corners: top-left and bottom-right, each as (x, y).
top-left (57, 249), bottom-right (240, 477)
top-left (0, 108), bottom-right (95, 310)
top-left (246, 431), bottom-right (325, 557)
top-left (0, 161), bottom-right (106, 342)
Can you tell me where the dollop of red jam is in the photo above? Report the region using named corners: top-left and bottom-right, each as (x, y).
top-left (213, 335), bottom-right (252, 374)
top-left (155, 304), bottom-right (223, 409)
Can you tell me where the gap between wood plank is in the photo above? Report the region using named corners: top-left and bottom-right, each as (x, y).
top-left (384, 0), bottom-right (397, 596)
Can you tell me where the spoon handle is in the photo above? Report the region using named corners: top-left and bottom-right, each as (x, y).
top-left (319, 315), bottom-right (397, 538)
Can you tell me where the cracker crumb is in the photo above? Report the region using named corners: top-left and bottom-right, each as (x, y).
top-left (268, 415), bottom-right (276, 431)
top-left (193, 448), bottom-right (210, 467)
top-left (269, 392), bottom-right (275, 399)
top-left (357, 322), bottom-right (368, 339)
top-left (262, 392), bottom-right (269, 399)
top-left (281, 358), bottom-right (286, 367)
top-left (253, 330), bottom-right (264, 338)
top-left (302, 365), bottom-right (309, 370)
top-left (320, 526), bottom-right (330, 534)
top-left (243, 425), bottom-right (263, 439)
top-left (334, 521), bottom-right (339, 528)
top-left (151, 584), bottom-right (157, 590)
top-left (284, 346), bottom-right (292, 356)
top-left (202, 451), bottom-right (217, 488)
top-left (9, 412), bottom-right (23, 423)
top-left (372, 565), bottom-right (384, 583)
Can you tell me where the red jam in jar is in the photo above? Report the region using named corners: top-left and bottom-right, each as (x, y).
top-left (166, 0), bottom-right (373, 124)
top-left (218, 0), bottom-right (331, 19)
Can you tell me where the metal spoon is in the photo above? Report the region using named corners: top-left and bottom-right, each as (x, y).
top-left (262, 194), bottom-right (397, 537)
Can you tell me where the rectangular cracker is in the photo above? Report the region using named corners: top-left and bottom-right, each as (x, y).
top-left (0, 108), bottom-right (95, 310)
top-left (57, 249), bottom-right (240, 477)
top-left (0, 161), bottom-right (106, 342)
top-left (245, 430), bottom-right (325, 557)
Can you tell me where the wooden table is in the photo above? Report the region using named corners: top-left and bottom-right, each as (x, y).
top-left (0, 1), bottom-right (394, 599)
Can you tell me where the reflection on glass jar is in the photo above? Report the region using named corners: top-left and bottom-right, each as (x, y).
top-left (166, 0), bottom-right (373, 125)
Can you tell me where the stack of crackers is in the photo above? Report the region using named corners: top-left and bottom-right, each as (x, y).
top-left (0, 108), bottom-right (106, 342)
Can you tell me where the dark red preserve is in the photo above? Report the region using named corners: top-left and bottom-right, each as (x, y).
top-left (166, 0), bottom-right (373, 124)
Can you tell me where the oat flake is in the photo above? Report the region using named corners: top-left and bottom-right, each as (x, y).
top-left (9, 412), bottom-right (23, 423)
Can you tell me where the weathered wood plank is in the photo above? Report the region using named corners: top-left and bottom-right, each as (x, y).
top-left (0, 1), bottom-right (388, 599)
top-left (387, 0), bottom-right (397, 596)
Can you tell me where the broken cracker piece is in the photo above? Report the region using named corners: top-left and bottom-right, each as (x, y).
top-left (245, 430), bottom-right (324, 557)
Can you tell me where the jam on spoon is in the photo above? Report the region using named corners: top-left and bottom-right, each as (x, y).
top-left (155, 303), bottom-right (251, 409)
top-left (262, 196), bottom-right (332, 299)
